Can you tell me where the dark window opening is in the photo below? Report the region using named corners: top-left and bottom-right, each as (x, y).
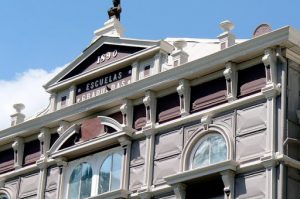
top-left (156, 93), bottom-right (180, 123)
top-left (238, 63), bottom-right (266, 97)
top-left (0, 148), bottom-right (14, 174)
top-left (23, 139), bottom-right (41, 166)
top-left (144, 65), bottom-right (151, 77)
top-left (191, 77), bottom-right (227, 112)
top-left (133, 104), bottom-right (146, 130)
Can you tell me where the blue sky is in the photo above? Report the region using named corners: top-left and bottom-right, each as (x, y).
top-left (1, 0), bottom-right (300, 80)
top-left (0, 0), bottom-right (300, 129)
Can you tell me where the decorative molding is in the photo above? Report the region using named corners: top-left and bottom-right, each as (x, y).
top-left (57, 120), bottom-right (71, 136)
top-left (143, 91), bottom-right (157, 127)
top-left (223, 62), bottom-right (237, 102)
top-left (12, 137), bottom-right (24, 169)
top-left (262, 48), bottom-right (277, 84)
top-left (120, 99), bottom-right (133, 128)
top-left (177, 79), bottom-right (190, 116)
top-left (38, 127), bottom-right (51, 157)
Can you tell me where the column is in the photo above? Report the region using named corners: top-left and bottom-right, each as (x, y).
top-left (177, 79), bottom-right (190, 116)
top-left (223, 62), bottom-right (237, 102)
top-left (12, 137), bottom-right (24, 169)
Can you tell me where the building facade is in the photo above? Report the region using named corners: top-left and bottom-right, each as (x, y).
top-left (1, 5), bottom-right (300, 199)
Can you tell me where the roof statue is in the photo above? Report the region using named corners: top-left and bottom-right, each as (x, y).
top-left (108, 0), bottom-right (122, 21)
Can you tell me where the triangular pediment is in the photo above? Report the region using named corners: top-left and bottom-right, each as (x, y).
top-left (60, 44), bottom-right (144, 81)
top-left (44, 36), bottom-right (162, 90)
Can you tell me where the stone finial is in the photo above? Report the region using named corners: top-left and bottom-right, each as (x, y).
top-left (220, 20), bottom-right (235, 32)
top-left (218, 20), bottom-right (236, 50)
top-left (10, 103), bottom-right (26, 126)
top-left (172, 40), bottom-right (189, 67)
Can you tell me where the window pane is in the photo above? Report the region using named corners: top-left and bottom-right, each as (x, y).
top-left (210, 135), bottom-right (227, 164)
top-left (99, 155), bottom-right (112, 194)
top-left (80, 163), bottom-right (92, 199)
top-left (0, 194), bottom-right (8, 199)
top-left (111, 153), bottom-right (122, 191)
top-left (192, 134), bottom-right (227, 169)
top-left (192, 140), bottom-right (210, 168)
top-left (69, 165), bottom-right (81, 199)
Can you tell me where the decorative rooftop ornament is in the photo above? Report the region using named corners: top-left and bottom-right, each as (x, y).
top-left (253, 24), bottom-right (272, 38)
top-left (108, 0), bottom-right (122, 21)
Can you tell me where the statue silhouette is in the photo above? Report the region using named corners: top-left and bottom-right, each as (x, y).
top-left (108, 0), bottom-right (122, 21)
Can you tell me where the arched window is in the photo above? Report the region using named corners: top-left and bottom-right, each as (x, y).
top-left (99, 153), bottom-right (122, 194)
top-left (190, 133), bottom-right (227, 169)
top-left (68, 163), bottom-right (92, 199)
top-left (0, 194), bottom-right (9, 199)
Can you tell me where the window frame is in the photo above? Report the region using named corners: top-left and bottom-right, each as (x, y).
top-left (189, 133), bottom-right (228, 170)
top-left (0, 192), bottom-right (9, 199)
top-left (63, 147), bottom-right (124, 199)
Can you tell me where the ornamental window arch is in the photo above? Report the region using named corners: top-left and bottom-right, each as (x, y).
top-left (0, 190), bottom-right (11, 199)
top-left (181, 124), bottom-right (233, 171)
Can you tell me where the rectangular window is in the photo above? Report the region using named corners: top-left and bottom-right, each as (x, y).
top-left (191, 77), bottom-right (227, 112)
top-left (133, 104), bottom-right (146, 130)
top-left (238, 63), bottom-right (266, 97)
top-left (0, 148), bottom-right (14, 174)
top-left (144, 65), bottom-right (150, 77)
top-left (61, 96), bottom-right (67, 108)
top-left (156, 93), bottom-right (180, 123)
top-left (23, 139), bottom-right (41, 166)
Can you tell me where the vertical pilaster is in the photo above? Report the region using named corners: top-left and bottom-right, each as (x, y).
top-left (49, 92), bottom-right (57, 112)
top-left (140, 132), bottom-right (155, 193)
top-left (261, 48), bottom-right (279, 199)
top-left (68, 85), bottom-right (76, 106)
top-left (56, 158), bottom-right (68, 199)
top-left (37, 161), bottom-right (47, 199)
top-left (12, 137), bottom-right (24, 169)
top-left (223, 62), bottom-right (237, 102)
top-left (120, 99), bottom-right (133, 128)
top-left (118, 136), bottom-right (131, 191)
top-left (177, 79), bottom-right (190, 116)
top-left (153, 53), bottom-right (162, 74)
top-left (131, 61), bottom-right (139, 83)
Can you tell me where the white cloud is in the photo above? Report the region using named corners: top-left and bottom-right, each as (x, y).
top-left (0, 67), bottom-right (63, 130)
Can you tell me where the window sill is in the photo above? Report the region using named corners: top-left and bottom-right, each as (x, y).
top-left (164, 160), bottom-right (238, 185)
top-left (88, 189), bottom-right (129, 199)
